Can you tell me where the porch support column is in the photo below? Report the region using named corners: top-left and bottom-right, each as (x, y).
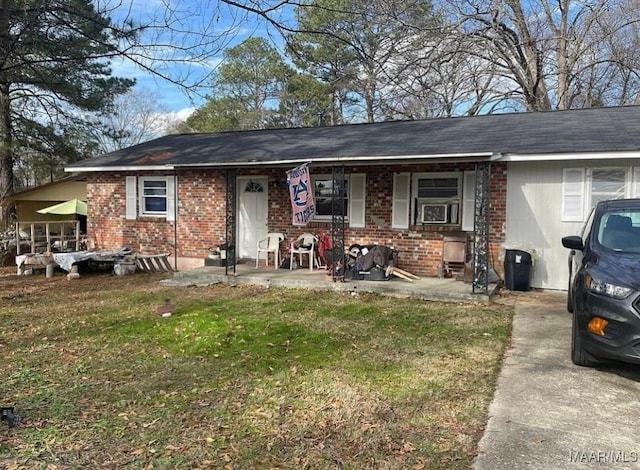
top-left (331, 165), bottom-right (346, 280)
top-left (225, 169), bottom-right (237, 275)
top-left (472, 161), bottom-right (491, 294)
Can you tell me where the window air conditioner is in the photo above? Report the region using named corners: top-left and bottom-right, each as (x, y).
top-left (421, 204), bottom-right (448, 223)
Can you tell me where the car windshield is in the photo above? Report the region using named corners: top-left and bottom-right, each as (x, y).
top-left (596, 210), bottom-right (640, 252)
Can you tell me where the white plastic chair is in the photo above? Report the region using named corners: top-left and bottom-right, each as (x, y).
top-left (290, 233), bottom-right (317, 271)
top-left (255, 233), bottom-right (284, 268)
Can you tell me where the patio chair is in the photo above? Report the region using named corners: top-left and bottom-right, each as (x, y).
top-left (442, 233), bottom-right (467, 278)
top-left (290, 233), bottom-right (317, 271)
top-left (255, 232), bottom-right (284, 268)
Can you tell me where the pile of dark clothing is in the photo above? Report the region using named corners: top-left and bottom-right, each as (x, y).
top-left (345, 244), bottom-right (398, 281)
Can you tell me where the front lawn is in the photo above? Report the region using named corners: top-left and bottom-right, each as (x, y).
top-left (0, 270), bottom-right (512, 469)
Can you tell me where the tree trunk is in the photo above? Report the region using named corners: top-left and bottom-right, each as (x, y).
top-left (0, 0), bottom-right (13, 226)
top-left (505, 0), bottom-right (551, 111)
top-left (0, 84), bottom-right (13, 226)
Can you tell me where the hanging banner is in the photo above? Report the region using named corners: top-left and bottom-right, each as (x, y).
top-left (287, 163), bottom-right (315, 226)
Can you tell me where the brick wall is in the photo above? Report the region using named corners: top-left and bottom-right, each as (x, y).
top-left (86, 162), bottom-right (507, 276)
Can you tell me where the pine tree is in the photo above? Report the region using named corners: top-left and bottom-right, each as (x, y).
top-left (0, 0), bottom-right (136, 223)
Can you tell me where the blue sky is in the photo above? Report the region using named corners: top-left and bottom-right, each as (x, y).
top-left (109, 0), bottom-right (289, 118)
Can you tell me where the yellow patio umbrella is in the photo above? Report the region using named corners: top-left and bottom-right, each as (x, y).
top-left (36, 198), bottom-right (87, 216)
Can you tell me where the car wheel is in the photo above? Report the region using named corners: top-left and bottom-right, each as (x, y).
top-left (571, 313), bottom-right (601, 368)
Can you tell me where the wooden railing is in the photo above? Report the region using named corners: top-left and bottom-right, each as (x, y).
top-left (16, 220), bottom-right (82, 255)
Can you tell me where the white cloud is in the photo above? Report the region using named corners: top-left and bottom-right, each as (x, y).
top-left (173, 107), bottom-right (195, 121)
top-left (152, 107), bottom-right (195, 136)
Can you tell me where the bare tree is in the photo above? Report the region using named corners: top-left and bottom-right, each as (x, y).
top-left (380, 31), bottom-right (512, 118)
top-left (441, 0), bottom-right (640, 111)
top-left (90, 88), bottom-right (174, 154)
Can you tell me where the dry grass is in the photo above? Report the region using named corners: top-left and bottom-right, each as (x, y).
top-left (0, 267), bottom-right (512, 469)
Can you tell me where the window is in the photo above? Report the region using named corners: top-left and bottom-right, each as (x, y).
top-left (244, 180), bottom-right (265, 193)
top-left (589, 168), bottom-right (626, 207)
top-left (312, 175), bottom-right (348, 219)
top-left (413, 173), bottom-right (462, 226)
top-left (126, 175), bottom-right (175, 221)
top-left (562, 167), bottom-right (632, 222)
top-left (417, 177), bottom-right (459, 199)
top-left (140, 178), bottom-right (168, 215)
top-left (309, 174), bottom-right (366, 227)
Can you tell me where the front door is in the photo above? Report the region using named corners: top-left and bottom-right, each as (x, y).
top-left (237, 176), bottom-right (268, 260)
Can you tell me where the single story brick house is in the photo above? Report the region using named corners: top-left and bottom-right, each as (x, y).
top-left (65, 105), bottom-right (640, 291)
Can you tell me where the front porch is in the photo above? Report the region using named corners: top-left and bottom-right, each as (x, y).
top-left (162, 261), bottom-right (498, 303)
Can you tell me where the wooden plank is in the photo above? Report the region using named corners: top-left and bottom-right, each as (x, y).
top-left (137, 257), bottom-right (153, 272)
top-left (133, 254), bottom-right (174, 272)
top-left (393, 266), bottom-right (421, 280)
top-left (159, 256), bottom-right (174, 272)
top-left (145, 258), bottom-right (158, 272)
top-left (151, 257), bottom-right (165, 271)
top-left (387, 267), bottom-right (414, 283)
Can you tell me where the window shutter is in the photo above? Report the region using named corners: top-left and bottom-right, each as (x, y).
top-left (125, 176), bottom-right (137, 220)
top-left (562, 168), bottom-right (585, 222)
top-left (633, 167), bottom-right (640, 198)
top-left (349, 173), bottom-right (365, 228)
top-left (461, 171), bottom-right (476, 231)
top-left (166, 175), bottom-right (176, 222)
top-left (392, 172), bottom-right (410, 229)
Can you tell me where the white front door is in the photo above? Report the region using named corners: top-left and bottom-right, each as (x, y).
top-left (237, 177), bottom-right (269, 260)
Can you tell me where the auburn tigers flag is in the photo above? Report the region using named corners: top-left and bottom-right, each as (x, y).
top-left (287, 163), bottom-right (315, 226)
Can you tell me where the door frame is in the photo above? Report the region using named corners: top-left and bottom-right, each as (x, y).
top-left (236, 175), bottom-right (269, 260)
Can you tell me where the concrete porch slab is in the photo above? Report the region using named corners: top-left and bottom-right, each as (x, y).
top-left (161, 261), bottom-right (497, 303)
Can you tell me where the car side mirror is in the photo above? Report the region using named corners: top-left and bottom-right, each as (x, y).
top-left (562, 235), bottom-right (584, 251)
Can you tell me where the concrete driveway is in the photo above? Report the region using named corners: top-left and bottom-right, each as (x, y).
top-left (474, 291), bottom-right (640, 470)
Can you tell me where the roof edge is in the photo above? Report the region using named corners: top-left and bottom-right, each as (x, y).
top-left (496, 151), bottom-right (640, 162)
top-left (64, 153), bottom-right (496, 173)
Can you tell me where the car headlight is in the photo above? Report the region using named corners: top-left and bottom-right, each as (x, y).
top-left (585, 274), bottom-right (633, 299)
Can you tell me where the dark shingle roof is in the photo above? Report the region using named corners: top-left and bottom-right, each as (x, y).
top-left (66, 106), bottom-right (640, 171)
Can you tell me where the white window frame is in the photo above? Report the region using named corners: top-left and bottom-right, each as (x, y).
top-left (139, 177), bottom-right (169, 217)
top-left (412, 172), bottom-right (463, 226)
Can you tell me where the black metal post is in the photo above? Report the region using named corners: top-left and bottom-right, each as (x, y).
top-left (472, 161), bottom-right (491, 294)
top-left (330, 166), bottom-right (346, 281)
top-left (225, 169), bottom-right (237, 276)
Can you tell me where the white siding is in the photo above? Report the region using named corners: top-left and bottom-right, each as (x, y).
top-left (506, 161), bottom-right (585, 291)
top-left (506, 159), bottom-right (640, 290)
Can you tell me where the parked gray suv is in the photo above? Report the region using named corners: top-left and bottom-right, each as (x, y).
top-left (562, 199), bottom-right (640, 367)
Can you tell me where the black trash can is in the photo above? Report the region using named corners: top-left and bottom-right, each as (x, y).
top-left (504, 249), bottom-right (532, 291)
